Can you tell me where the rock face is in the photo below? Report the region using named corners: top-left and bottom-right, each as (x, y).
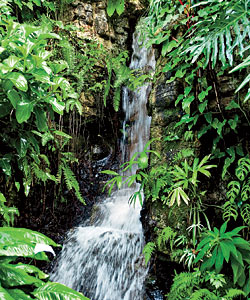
top-left (64, 0), bottom-right (144, 48)
top-left (142, 47), bottom-right (248, 298)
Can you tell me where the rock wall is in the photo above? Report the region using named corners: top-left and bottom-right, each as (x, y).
top-left (64, 0), bottom-right (145, 49)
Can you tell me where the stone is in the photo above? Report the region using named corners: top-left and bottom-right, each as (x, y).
top-left (94, 9), bottom-right (109, 37)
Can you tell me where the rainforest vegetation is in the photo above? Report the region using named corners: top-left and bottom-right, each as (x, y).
top-left (0, 0), bottom-right (250, 299)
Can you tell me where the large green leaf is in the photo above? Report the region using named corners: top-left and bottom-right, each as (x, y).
top-left (6, 289), bottom-right (33, 300)
top-left (215, 246), bottom-right (224, 273)
top-left (34, 107), bottom-right (48, 131)
top-left (0, 262), bottom-right (43, 287)
top-left (16, 99), bottom-right (34, 123)
top-left (6, 72), bottom-right (28, 92)
top-left (16, 138), bottom-right (29, 158)
top-left (49, 98), bottom-right (65, 115)
top-left (0, 227), bottom-right (59, 247)
top-left (0, 286), bottom-right (14, 300)
top-left (0, 242), bottom-right (46, 259)
top-left (3, 56), bottom-right (20, 70)
top-left (184, 0), bottom-right (250, 68)
top-left (33, 282), bottom-right (90, 300)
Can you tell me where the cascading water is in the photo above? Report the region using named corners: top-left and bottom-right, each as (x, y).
top-left (50, 29), bottom-right (155, 300)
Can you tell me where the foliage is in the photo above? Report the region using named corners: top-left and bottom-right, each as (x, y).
top-left (141, 0), bottom-right (250, 181)
top-left (230, 53), bottom-right (250, 102)
top-left (0, 226), bottom-right (89, 300)
top-left (107, 0), bottom-right (125, 17)
top-left (167, 269), bottom-right (246, 300)
top-left (0, 192), bottom-right (19, 226)
top-left (223, 157), bottom-right (250, 226)
top-left (143, 226), bottom-right (176, 265)
top-left (194, 222), bottom-right (250, 293)
top-left (0, 6), bottom-right (83, 203)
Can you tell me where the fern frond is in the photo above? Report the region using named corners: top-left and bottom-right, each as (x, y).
top-left (241, 204), bottom-right (250, 225)
top-left (190, 289), bottom-right (217, 300)
top-left (241, 178), bottom-right (250, 201)
top-left (236, 157), bottom-right (250, 181)
top-left (222, 201), bottom-right (238, 222)
top-left (224, 288), bottom-right (246, 299)
top-left (113, 86), bottom-right (121, 112)
top-left (157, 226), bottom-right (176, 249)
top-left (39, 154), bottom-right (50, 167)
top-left (143, 242), bottom-right (156, 265)
top-left (184, 0), bottom-right (250, 68)
top-left (227, 181), bottom-right (241, 202)
top-left (167, 272), bottom-right (196, 300)
top-left (62, 163), bottom-right (85, 204)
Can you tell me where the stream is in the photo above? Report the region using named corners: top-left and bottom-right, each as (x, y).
top-left (50, 28), bottom-right (156, 300)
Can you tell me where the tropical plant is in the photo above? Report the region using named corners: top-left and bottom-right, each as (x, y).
top-left (166, 269), bottom-right (246, 300)
top-left (143, 226), bottom-right (176, 265)
top-left (0, 6), bottom-right (84, 203)
top-left (194, 222), bottom-right (250, 294)
top-left (0, 226), bottom-right (90, 300)
top-left (0, 192), bottom-right (89, 300)
top-left (223, 157), bottom-right (250, 227)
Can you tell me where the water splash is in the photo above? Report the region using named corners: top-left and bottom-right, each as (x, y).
top-left (50, 30), bottom-right (155, 300)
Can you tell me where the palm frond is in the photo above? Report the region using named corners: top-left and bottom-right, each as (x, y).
top-left (184, 0), bottom-right (250, 68)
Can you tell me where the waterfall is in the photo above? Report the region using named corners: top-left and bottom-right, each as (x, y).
top-left (50, 29), bottom-right (155, 300)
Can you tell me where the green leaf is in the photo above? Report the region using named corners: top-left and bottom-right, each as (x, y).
top-left (16, 99), bottom-right (34, 123)
top-left (100, 170), bottom-right (119, 176)
top-left (0, 227), bottom-right (59, 247)
top-left (107, 0), bottom-right (125, 16)
top-left (34, 107), bottom-right (48, 132)
top-left (215, 246), bottom-right (224, 273)
top-left (3, 56), bottom-right (20, 70)
top-left (16, 138), bottom-right (28, 158)
top-left (138, 152), bottom-right (148, 169)
top-left (0, 286), bottom-right (14, 300)
top-left (7, 90), bottom-right (20, 109)
top-left (6, 73), bottom-right (28, 92)
top-left (6, 289), bottom-right (32, 300)
top-left (0, 101), bottom-right (12, 118)
top-left (33, 282), bottom-right (90, 300)
top-left (49, 98), bottom-right (65, 115)
top-left (220, 241), bottom-right (231, 263)
top-left (0, 156), bottom-right (12, 177)
top-left (0, 263), bottom-right (43, 288)
top-left (220, 222), bottom-right (228, 234)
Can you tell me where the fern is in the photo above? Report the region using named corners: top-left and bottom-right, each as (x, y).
top-left (62, 162), bottom-right (85, 204)
top-left (142, 242), bottom-right (156, 265)
top-left (113, 86), bottom-right (121, 112)
top-left (190, 289), bottom-right (217, 300)
top-left (223, 288), bottom-right (246, 299)
top-left (184, 0), bottom-right (250, 68)
top-left (60, 39), bottom-right (76, 73)
top-left (227, 181), bottom-right (241, 202)
top-left (235, 157), bottom-right (250, 181)
top-left (230, 53), bottom-right (250, 102)
top-left (241, 204), bottom-right (250, 225)
top-left (157, 226), bottom-right (176, 249)
top-left (167, 272), bottom-right (197, 300)
top-left (223, 201), bottom-right (238, 221)
top-left (241, 178), bottom-right (250, 201)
